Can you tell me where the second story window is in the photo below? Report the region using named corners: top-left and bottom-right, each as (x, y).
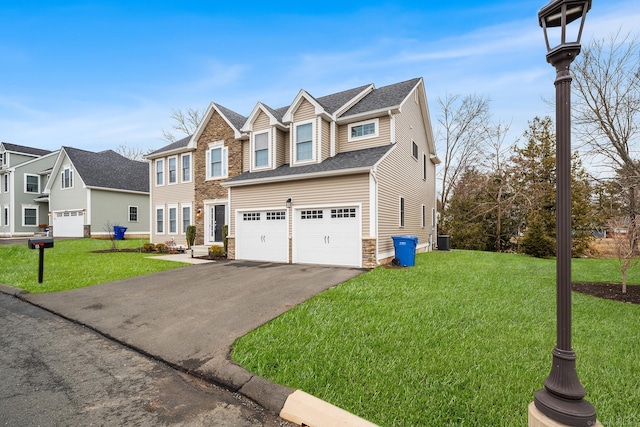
top-left (155, 159), bottom-right (164, 186)
top-left (348, 118), bottom-right (379, 142)
top-left (25, 174), bottom-right (39, 193)
top-left (168, 157), bottom-right (177, 184)
top-left (295, 122), bottom-right (313, 162)
top-left (181, 154), bottom-right (191, 182)
top-left (3, 174), bottom-right (8, 192)
top-left (254, 132), bottom-right (269, 168)
top-left (206, 142), bottom-right (228, 180)
top-left (62, 167), bottom-right (73, 189)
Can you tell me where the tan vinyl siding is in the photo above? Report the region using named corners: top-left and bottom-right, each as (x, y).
top-left (292, 99), bottom-right (315, 122)
top-left (150, 179), bottom-right (194, 243)
top-left (276, 128), bottom-right (287, 167)
top-left (242, 140), bottom-right (250, 172)
top-left (321, 118), bottom-right (331, 162)
top-left (254, 111), bottom-right (270, 131)
top-left (229, 174), bottom-right (370, 237)
top-left (337, 115), bottom-right (392, 153)
top-left (376, 90), bottom-right (436, 257)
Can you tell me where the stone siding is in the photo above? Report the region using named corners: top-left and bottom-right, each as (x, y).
top-left (362, 238), bottom-right (378, 269)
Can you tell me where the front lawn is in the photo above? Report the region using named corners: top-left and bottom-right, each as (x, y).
top-left (0, 238), bottom-right (186, 293)
top-left (232, 251), bottom-right (640, 426)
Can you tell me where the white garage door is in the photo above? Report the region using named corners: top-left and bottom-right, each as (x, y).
top-left (236, 210), bottom-right (288, 263)
top-left (294, 207), bottom-right (361, 267)
top-left (52, 210), bottom-right (84, 237)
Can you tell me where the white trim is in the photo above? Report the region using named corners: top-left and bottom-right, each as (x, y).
top-left (421, 204), bottom-right (426, 228)
top-left (180, 202), bottom-right (192, 235)
top-left (221, 166), bottom-right (372, 187)
top-left (252, 130), bottom-right (271, 171)
top-left (155, 205), bottom-right (165, 235)
top-left (61, 164), bottom-right (74, 190)
top-left (399, 196), bottom-right (405, 228)
top-left (24, 173), bottom-right (40, 194)
top-left (317, 117), bottom-right (322, 161)
top-left (206, 141), bottom-right (228, 180)
top-left (347, 118), bottom-right (379, 142)
top-left (293, 119), bottom-right (316, 165)
top-left (180, 153), bottom-right (192, 183)
top-left (128, 205), bottom-right (139, 223)
top-left (155, 159), bottom-right (164, 186)
top-left (369, 172), bottom-right (377, 238)
top-left (167, 203), bottom-right (178, 235)
top-left (22, 204), bottom-right (38, 227)
top-left (167, 155), bottom-right (178, 185)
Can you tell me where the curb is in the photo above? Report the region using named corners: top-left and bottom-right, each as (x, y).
top-left (1, 285), bottom-right (379, 427)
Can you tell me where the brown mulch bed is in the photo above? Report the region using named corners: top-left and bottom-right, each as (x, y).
top-left (572, 282), bottom-right (640, 305)
top-left (91, 248), bottom-right (143, 253)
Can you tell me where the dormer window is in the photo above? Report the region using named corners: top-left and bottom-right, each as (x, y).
top-left (295, 121), bottom-right (314, 163)
top-left (348, 118), bottom-right (379, 142)
top-left (62, 166), bottom-right (74, 189)
top-left (254, 131), bottom-right (270, 168)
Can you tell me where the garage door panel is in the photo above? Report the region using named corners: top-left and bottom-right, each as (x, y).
top-left (294, 207), bottom-right (361, 267)
top-left (52, 210), bottom-right (84, 237)
top-left (236, 211), bottom-right (288, 263)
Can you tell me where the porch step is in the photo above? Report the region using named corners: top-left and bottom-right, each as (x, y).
top-left (190, 245), bottom-right (212, 258)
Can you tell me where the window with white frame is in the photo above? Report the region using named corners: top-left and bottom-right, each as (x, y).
top-left (168, 156), bottom-right (177, 184)
top-left (3, 206), bottom-right (8, 226)
top-left (206, 143), bottom-right (228, 180)
top-left (61, 167), bottom-right (73, 189)
top-left (399, 197), bottom-right (405, 227)
top-left (254, 132), bottom-right (269, 168)
top-left (423, 153), bottom-right (427, 180)
top-left (23, 206), bottom-right (37, 226)
top-left (156, 207), bottom-right (164, 234)
top-left (412, 141), bottom-right (418, 159)
top-left (348, 118), bottom-right (379, 141)
top-left (129, 206), bottom-right (138, 222)
top-left (25, 174), bottom-right (39, 193)
top-left (422, 204), bottom-right (426, 228)
top-left (181, 154), bottom-right (191, 182)
top-left (181, 204), bottom-right (191, 234)
top-left (168, 205), bottom-right (178, 234)
top-left (4, 174), bottom-right (9, 192)
top-left (155, 159), bottom-right (164, 186)
top-left (295, 121), bottom-right (314, 162)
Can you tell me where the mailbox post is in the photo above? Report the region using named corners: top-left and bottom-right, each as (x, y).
top-left (27, 237), bottom-right (54, 283)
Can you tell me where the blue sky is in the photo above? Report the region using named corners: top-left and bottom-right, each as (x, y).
top-left (1, 1), bottom-right (639, 156)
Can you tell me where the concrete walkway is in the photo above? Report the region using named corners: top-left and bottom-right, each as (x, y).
top-left (3, 260), bottom-right (376, 426)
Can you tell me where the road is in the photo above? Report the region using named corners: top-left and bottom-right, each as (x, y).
top-left (0, 293), bottom-right (293, 427)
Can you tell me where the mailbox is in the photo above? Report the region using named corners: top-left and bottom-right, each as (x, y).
top-left (28, 237), bottom-right (54, 249)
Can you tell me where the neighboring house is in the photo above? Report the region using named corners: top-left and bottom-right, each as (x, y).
top-left (145, 136), bottom-right (195, 245)
top-left (147, 77), bottom-right (439, 268)
top-left (0, 142), bottom-right (58, 237)
top-left (44, 147), bottom-right (150, 238)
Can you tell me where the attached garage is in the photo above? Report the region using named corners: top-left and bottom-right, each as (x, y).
top-left (52, 210), bottom-right (84, 237)
top-left (235, 210), bottom-right (288, 263)
top-left (293, 206), bottom-right (361, 267)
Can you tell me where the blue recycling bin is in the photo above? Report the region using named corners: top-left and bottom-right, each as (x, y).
top-left (391, 235), bottom-right (418, 267)
top-left (113, 226), bottom-right (128, 240)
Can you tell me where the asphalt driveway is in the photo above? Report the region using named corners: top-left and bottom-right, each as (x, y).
top-left (21, 260), bottom-right (364, 414)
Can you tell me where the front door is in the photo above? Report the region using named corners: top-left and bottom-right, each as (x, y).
top-left (205, 204), bottom-right (226, 244)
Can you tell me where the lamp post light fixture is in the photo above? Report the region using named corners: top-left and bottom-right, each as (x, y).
top-left (533, 1), bottom-right (596, 426)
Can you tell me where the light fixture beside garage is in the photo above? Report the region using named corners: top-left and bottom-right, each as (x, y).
top-left (286, 198), bottom-right (292, 208)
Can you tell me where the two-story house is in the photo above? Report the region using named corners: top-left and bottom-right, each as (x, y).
top-left (0, 142), bottom-right (58, 237)
top-left (147, 77), bottom-right (439, 268)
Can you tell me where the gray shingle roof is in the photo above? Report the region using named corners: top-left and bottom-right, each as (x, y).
top-left (146, 135), bottom-right (191, 156)
top-left (214, 103), bottom-right (247, 131)
top-left (225, 144), bottom-right (393, 184)
top-left (316, 84), bottom-right (372, 114)
top-left (64, 147), bottom-right (149, 193)
top-left (341, 78), bottom-right (421, 117)
top-left (1, 142), bottom-right (52, 157)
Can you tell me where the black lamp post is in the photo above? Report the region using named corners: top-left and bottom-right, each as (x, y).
top-left (534, 1), bottom-right (596, 426)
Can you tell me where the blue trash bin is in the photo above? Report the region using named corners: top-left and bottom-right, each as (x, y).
top-left (113, 226), bottom-right (127, 240)
top-left (391, 235), bottom-right (419, 267)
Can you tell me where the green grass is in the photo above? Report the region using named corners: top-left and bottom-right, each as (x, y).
top-left (0, 238), bottom-right (186, 293)
top-left (232, 251), bottom-right (640, 426)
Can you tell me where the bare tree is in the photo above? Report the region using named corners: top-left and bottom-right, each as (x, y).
top-left (162, 108), bottom-right (203, 142)
top-left (114, 144), bottom-right (148, 161)
top-left (607, 216), bottom-right (639, 294)
top-left (436, 93), bottom-right (491, 213)
top-left (572, 30), bottom-right (640, 245)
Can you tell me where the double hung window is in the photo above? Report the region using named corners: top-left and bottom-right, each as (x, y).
top-left (206, 143), bottom-right (228, 180)
top-left (296, 122), bottom-right (313, 162)
top-left (254, 132), bottom-right (269, 168)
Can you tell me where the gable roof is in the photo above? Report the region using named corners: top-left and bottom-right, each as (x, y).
top-left (190, 102), bottom-right (248, 145)
top-left (340, 78), bottom-right (421, 119)
top-left (146, 135), bottom-right (192, 158)
top-left (316, 84), bottom-right (373, 114)
top-left (223, 144), bottom-right (394, 187)
top-left (1, 142), bottom-right (52, 157)
top-left (214, 103), bottom-right (247, 131)
top-left (63, 146), bottom-right (149, 193)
